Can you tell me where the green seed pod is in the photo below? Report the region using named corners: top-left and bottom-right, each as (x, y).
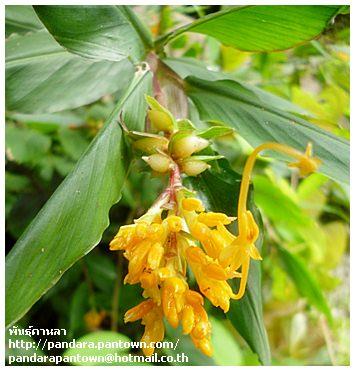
top-left (171, 135), bottom-right (209, 159)
top-left (142, 154), bottom-right (171, 173)
top-left (180, 159), bottom-right (210, 176)
top-left (133, 137), bottom-right (169, 154)
top-left (148, 110), bottom-right (174, 133)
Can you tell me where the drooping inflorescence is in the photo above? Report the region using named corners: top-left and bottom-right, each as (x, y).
top-left (110, 96), bottom-right (321, 356)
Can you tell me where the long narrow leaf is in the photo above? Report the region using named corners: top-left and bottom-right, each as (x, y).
top-left (185, 76), bottom-right (349, 184)
top-left (34, 5), bottom-right (153, 62)
top-left (275, 244), bottom-right (332, 322)
top-left (5, 70), bottom-right (152, 327)
top-left (158, 6), bottom-right (341, 52)
top-left (6, 31), bottom-right (135, 114)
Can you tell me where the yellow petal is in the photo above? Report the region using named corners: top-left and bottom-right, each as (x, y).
top-left (124, 300), bottom-right (154, 323)
top-left (248, 244), bottom-right (262, 260)
top-left (216, 222), bottom-right (236, 244)
top-left (140, 272), bottom-right (158, 289)
top-left (205, 262), bottom-right (228, 280)
top-left (182, 197), bottom-right (205, 212)
top-left (197, 338), bottom-right (213, 357)
top-left (165, 215), bottom-right (183, 233)
top-left (198, 212), bottom-right (236, 227)
top-left (190, 221), bottom-right (210, 241)
top-left (181, 305), bottom-right (195, 334)
top-left (192, 320), bottom-right (211, 339)
top-left (185, 290), bottom-right (204, 307)
top-left (162, 288), bottom-right (179, 328)
top-left (147, 242), bottom-right (164, 270)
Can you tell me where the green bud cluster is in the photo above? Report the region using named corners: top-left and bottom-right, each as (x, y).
top-left (127, 95), bottom-right (233, 177)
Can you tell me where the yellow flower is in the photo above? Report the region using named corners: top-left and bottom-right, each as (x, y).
top-left (162, 276), bottom-right (188, 328)
top-left (181, 196), bottom-right (237, 260)
top-left (125, 300), bottom-right (164, 356)
top-left (197, 212), bottom-right (236, 227)
top-left (110, 141), bottom-right (320, 357)
top-left (221, 141), bottom-right (320, 299)
top-left (185, 290), bottom-right (213, 357)
top-left (84, 309), bottom-right (106, 330)
top-left (288, 142), bottom-right (321, 176)
top-left (124, 299), bottom-right (154, 323)
top-left (186, 246), bottom-right (236, 313)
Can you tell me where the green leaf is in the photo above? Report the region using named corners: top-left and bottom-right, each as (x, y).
top-left (63, 331), bottom-right (130, 365)
top-left (275, 244), bottom-right (332, 322)
top-left (184, 76), bottom-right (349, 184)
top-left (185, 161), bottom-right (271, 365)
top-left (165, 323), bottom-right (216, 365)
top-left (253, 174), bottom-right (326, 262)
top-left (254, 175), bottom-right (311, 226)
top-left (6, 125), bottom-right (51, 165)
top-left (5, 172), bottom-right (31, 193)
top-left (34, 5), bottom-right (153, 62)
top-left (57, 127), bottom-right (90, 161)
top-left (164, 57), bottom-right (311, 117)
top-left (210, 317), bottom-right (243, 366)
top-left (7, 111), bottom-right (85, 132)
top-left (68, 282), bottom-right (90, 338)
top-left (159, 6), bottom-right (341, 52)
top-left (7, 193), bottom-right (46, 239)
top-left (5, 70), bottom-right (152, 327)
top-left (198, 126), bottom-right (234, 139)
top-left (188, 155), bottom-right (224, 162)
top-left (5, 5), bottom-right (43, 37)
top-left (177, 118), bottom-right (196, 131)
top-left (122, 76), bottom-right (152, 132)
top-left (322, 221), bottom-right (348, 270)
top-left (6, 31), bottom-right (135, 113)
top-left (84, 252), bottom-right (116, 293)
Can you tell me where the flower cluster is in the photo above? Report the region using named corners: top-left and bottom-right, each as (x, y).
top-left (111, 96), bottom-right (321, 357)
top-left (110, 187), bottom-right (246, 357)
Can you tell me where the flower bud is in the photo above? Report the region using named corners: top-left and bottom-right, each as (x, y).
top-left (133, 137), bottom-right (169, 154)
top-left (142, 154), bottom-right (171, 173)
top-left (181, 305), bottom-right (195, 334)
top-left (171, 135), bottom-right (209, 159)
top-left (182, 197), bottom-right (205, 212)
top-left (198, 212), bottom-right (236, 227)
top-left (180, 160), bottom-right (210, 176)
top-left (124, 300), bottom-right (154, 323)
top-left (148, 110), bottom-right (174, 132)
top-left (197, 338), bottom-right (213, 357)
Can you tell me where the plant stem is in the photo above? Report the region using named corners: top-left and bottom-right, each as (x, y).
top-left (169, 162), bottom-right (182, 203)
top-left (320, 315), bottom-right (336, 365)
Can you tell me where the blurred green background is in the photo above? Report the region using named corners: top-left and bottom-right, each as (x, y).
top-left (5, 5), bottom-right (349, 366)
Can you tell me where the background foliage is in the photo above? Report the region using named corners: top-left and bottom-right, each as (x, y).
top-left (5, 5), bottom-right (349, 366)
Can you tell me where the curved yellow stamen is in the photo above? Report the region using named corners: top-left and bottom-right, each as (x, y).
top-left (232, 142), bottom-right (320, 300)
top-left (238, 142), bottom-right (320, 220)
